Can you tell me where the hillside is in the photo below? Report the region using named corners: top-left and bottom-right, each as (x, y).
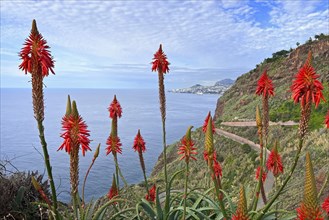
top-left (150, 36), bottom-right (329, 213)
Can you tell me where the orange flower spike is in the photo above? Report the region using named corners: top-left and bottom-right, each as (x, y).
top-left (178, 126), bottom-right (197, 163)
top-left (151, 44), bottom-right (170, 74)
top-left (322, 196), bottom-right (329, 214)
top-left (19, 19), bottom-right (55, 77)
top-left (108, 95), bottom-right (122, 119)
top-left (291, 51), bottom-right (325, 108)
top-left (232, 186), bottom-right (249, 220)
top-left (202, 111), bottom-right (215, 133)
top-left (266, 140), bottom-right (284, 177)
top-left (325, 110), bottom-right (329, 128)
top-left (145, 184), bottom-right (156, 202)
top-left (107, 174), bottom-right (118, 200)
top-left (255, 69), bottom-right (275, 97)
top-left (296, 152), bottom-right (324, 220)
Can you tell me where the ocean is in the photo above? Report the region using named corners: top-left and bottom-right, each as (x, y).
top-left (0, 88), bottom-right (219, 202)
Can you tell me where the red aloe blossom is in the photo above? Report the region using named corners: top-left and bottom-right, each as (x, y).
top-left (151, 44), bottom-right (170, 74)
top-left (19, 28), bottom-right (55, 77)
top-left (202, 112), bottom-right (215, 133)
top-left (58, 115), bottom-right (91, 156)
top-left (297, 204), bottom-right (324, 220)
top-left (106, 134), bottom-right (122, 155)
top-left (213, 158), bottom-right (222, 179)
top-left (108, 95), bottom-right (122, 119)
top-left (178, 128), bottom-right (197, 162)
top-left (255, 70), bottom-right (275, 97)
top-left (203, 150), bottom-right (217, 162)
top-left (325, 110), bottom-right (329, 129)
top-left (291, 52), bottom-right (325, 108)
top-left (266, 142), bottom-right (284, 177)
top-left (255, 166), bottom-right (267, 182)
top-left (133, 130), bottom-right (146, 153)
top-left (145, 184), bottom-right (156, 202)
top-left (323, 196), bottom-right (329, 214)
top-left (107, 175), bottom-right (118, 200)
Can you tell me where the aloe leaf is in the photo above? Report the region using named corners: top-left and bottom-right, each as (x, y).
top-left (92, 199), bottom-right (125, 220)
top-left (155, 187), bottom-right (163, 219)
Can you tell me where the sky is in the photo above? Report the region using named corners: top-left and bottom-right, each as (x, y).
top-left (1, 0), bottom-right (328, 89)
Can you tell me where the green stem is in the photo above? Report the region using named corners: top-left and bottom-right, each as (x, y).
top-left (158, 72), bottom-right (169, 214)
top-left (318, 171), bottom-right (329, 198)
top-left (182, 162), bottom-right (189, 220)
top-left (255, 139), bottom-right (303, 220)
top-left (208, 159), bottom-right (228, 219)
top-left (275, 177), bottom-right (279, 219)
top-left (252, 130), bottom-right (264, 211)
top-left (115, 154), bottom-right (120, 193)
top-left (113, 155), bottom-right (138, 200)
top-left (37, 120), bottom-right (59, 220)
top-left (82, 157), bottom-right (96, 205)
top-left (142, 167), bottom-right (149, 195)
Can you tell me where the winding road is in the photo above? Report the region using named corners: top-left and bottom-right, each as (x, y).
top-left (215, 126), bottom-right (275, 208)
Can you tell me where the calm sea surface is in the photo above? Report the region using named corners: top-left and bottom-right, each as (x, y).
top-left (1, 88), bottom-right (219, 202)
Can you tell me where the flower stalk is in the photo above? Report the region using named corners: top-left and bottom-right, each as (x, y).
top-left (82, 143), bottom-right (100, 205)
top-left (19, 20), bottom-right (58, 219)
top-left (252, 105), bottom-right (266, 210)
top-left (179, 126), bottom-right (195, 219)
top-left (133, 129), bottom-right (149, 194)
top-left (205, 115), bottom-right (228, 219)
top-left (152, 44), bottom-right (170, 214)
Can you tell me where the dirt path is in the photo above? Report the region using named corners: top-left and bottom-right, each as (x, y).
top-left (215, 128), bottom-right (274, 208)
top-left (220, 120), bottom-right (298, 127)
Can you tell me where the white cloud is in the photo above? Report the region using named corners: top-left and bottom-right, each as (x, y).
top-left (1, 0), bottom-right (328, 88)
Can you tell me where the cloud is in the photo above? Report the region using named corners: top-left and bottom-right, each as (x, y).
top-left (1, 0), bottom-right (328, 88)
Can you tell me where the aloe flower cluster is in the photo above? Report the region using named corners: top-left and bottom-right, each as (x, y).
top-left (106, 95), bottom-right (123, 156)
top-left (292, 52), bottom-right (325, 139)
top-left (266, 141), bottom-right (283, 177)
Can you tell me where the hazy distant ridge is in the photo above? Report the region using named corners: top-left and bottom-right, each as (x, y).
top-left (169, 79), bottom-right (234, 95)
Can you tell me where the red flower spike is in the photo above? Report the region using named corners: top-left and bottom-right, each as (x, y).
top-left (19, 24), bottom-right (55, 77)
top-left (151, 44), bottom-right (170, 74)
top-left (202, 112), bottom-right (215, 133)
top-left (106, 134), bottom-right (122, 155)
top-left (325, 110), bottom-right (329, 129)
top-left (255, 70), bottom-right (275, 97)
top-left (322, 196), bottom-right (329, 214)
top-left (212, 158), bottom-right (222, 179)
top-left (291, 52), bottom-right (325, 108)
top-left (58, 115), bottom-right (91, 156)
top-left (108, 95), bottom-right (122, 119)
top-left (145, 184), bottom-right (156, 202)
top-left (133, 129), bottom-right (146, 153)
top-left (255, 166), bottom-right (267, 182)
top-left (266, 141), bottom-right (284, 177)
